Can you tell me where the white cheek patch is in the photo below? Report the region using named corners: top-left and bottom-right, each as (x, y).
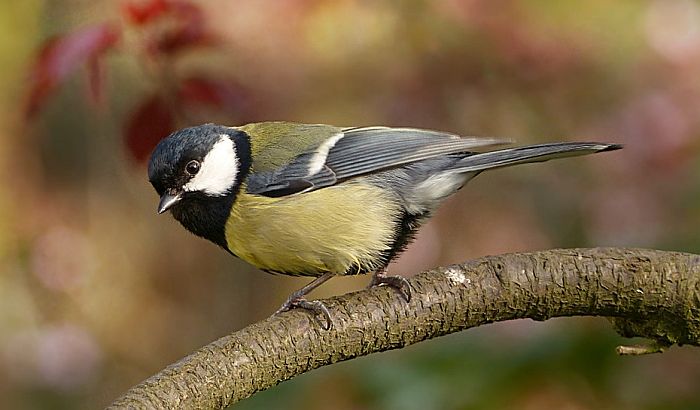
top-left (183, 135), bottom-right (239, 196)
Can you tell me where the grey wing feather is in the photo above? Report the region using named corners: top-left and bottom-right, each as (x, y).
top-left (246, 126), bottom-right (508, 197)
top-left (453, 142), bottom-right (620, 172)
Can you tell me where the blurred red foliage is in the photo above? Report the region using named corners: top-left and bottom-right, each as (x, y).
top-left (25, 23), bottom-right (120, 117)
top-left (125, 95), bottom-right (174, 163)
top-left (149, 0), bottom-right (219, 54)
top-left (177, 76), bottom-right (250, 111)
top-left (26, 0), bottom-right (247, 163)
top-left (121, 0), bottom-right (169, 25)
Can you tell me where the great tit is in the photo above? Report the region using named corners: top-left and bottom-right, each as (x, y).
top-left (148, 122), bottom-right (620, 328)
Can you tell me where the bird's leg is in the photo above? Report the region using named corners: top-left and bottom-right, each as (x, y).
top-left (275, 272), bottom-right (336, 330)
top-left (368, 268), bottom-right (412, 302)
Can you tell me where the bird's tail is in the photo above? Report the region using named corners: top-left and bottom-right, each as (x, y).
top-left (456, 142), bottom-right (622, 173)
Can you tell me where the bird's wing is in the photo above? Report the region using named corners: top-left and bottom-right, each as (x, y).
top-left (238, 122), bottom-right (346, 173)
top-left (245, 125), bottom-right (508, 197)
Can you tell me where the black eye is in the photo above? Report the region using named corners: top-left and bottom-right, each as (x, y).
top-left (185, 160), bottom-right (200, 175)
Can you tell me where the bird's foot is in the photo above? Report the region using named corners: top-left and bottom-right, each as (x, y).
top-left (275, 296), bottom-right (333, 330)
top-left (368, 270), bottom-right (412, 302)
top-left (274, 272), bottom-right (336, 330)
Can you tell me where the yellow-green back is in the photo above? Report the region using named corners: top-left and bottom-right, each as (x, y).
top-left (237, 122), bottom-right (343, 173)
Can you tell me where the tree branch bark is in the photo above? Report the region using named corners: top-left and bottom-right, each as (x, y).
top-left (108, 248), bottom-right (700, 409)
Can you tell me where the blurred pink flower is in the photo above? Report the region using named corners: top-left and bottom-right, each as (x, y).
top-left (645, 0), bottom-right (700, 64)
top-left (3, 324), bottom-right (102, 391)
top-left (31, 226), bottom-right (95, 292)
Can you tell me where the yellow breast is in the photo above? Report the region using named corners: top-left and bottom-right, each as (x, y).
top-left (225, 182), bottom-right (402, 276)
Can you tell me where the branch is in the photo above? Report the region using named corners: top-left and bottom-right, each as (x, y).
top-left (108, 248), bottom-right (700, 409)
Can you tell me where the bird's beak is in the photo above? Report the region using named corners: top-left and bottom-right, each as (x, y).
top-left (158, 191), bottom-right (183, 214)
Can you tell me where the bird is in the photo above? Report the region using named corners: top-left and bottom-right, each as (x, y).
top-left (148, 121), bottom-right (620, 329)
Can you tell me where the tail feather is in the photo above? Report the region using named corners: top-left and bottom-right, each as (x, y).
top-left (456, 142), bottom-right (622, 173)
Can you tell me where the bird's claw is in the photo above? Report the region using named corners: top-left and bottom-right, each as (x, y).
top-left (369, 272), bottom-right (412, 302)
top-left (275, 297), bottom-right (333, 330)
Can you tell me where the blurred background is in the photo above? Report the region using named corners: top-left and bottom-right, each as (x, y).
top-left (1, 0), bottom-right (699, 409)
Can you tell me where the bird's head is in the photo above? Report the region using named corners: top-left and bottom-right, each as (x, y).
top-left (148, 124), bottom-right (250, 214)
